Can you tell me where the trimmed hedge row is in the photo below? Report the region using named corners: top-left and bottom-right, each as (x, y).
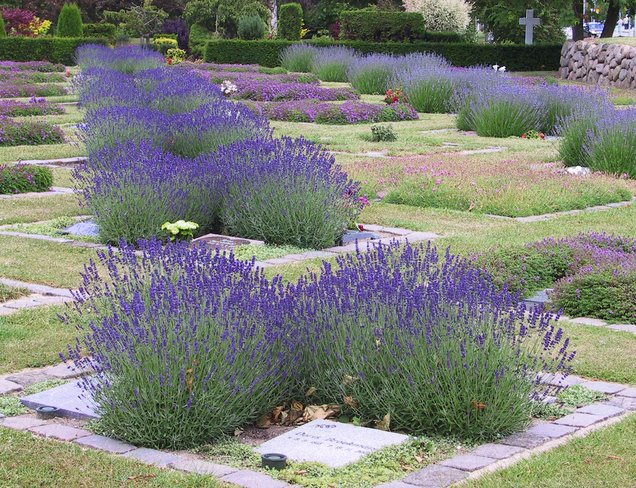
top-left (339, 10), bottom-right (463, 43)
top-left (204, 39), bottom-right (562, 71)
top-left (0, 37), bottom-right (108, 65)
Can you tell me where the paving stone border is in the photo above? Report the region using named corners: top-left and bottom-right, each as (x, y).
top-left (254, 224), bottom-right (439, 268)
top-left (566, 316), bottom-right (636, 335)
top-left (0, 187), bottom-right (76, 199)
top-left (1, 366), bottom-right (633, 488)
top-left (486, 197), bottom-right (636, 223)
top-left (0, 278), bottom-right (76, 318)
top-left (17, 157), bottom-right (87, 167)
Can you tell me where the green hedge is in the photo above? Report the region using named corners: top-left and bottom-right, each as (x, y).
top-left (339, 10), bottom-right (465, 43)
top-left (84, 23), bottom-right (117, 40)
top-left (0, 37), bottom-right (108, 65)
top-left (278, 3), bottom-right (303, 41)
top-left (204, 39), bottom-right (562, 71)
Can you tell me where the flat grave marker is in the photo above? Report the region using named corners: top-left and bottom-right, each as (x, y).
top-left (256, 419), bottom-right (409, 467)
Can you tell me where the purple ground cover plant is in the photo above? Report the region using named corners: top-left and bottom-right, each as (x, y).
top-left (0, 116), bottom-right (64, 146)
top-left (74, 141), bottom-right (223, 245)
top-left (0, 61), bottom-right (65, 72)
top-left (262, 100), bottom-right (418, 124)
top-left (195, 69), bottom-right (319, 85)
top-left (231, 80), bottom-right (358, 102)
top-left (0, 81), bottom-right (67, 98)
top-left (0, 98), bottom-right (65, 117)
top-left (478, 233), bottom-right (636, 323)
top-left (0, 163), bottom-right (52, 194)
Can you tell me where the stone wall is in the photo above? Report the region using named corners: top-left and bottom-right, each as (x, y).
top-left (559, 40), bottom-right (636, 88)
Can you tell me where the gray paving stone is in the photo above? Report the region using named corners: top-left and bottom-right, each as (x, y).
top-left (43, 362), bottom-right (90, 379)
top-left (616, 388), bottom-right (636, 398)
top-left (29, 423), bottom-right (91, 441)
top-left (606, 396), bottom-right (636, 411)
top-left (0, 378), bottom-right (22, 394)
top-left (554, 413), bottom-right (603, 427)
top-left (579, 381), bottom-right (626, 394)
top-left (322, 243), bottom-right (359, 253)
top-left (0, 415), bottom-right (46, 430)
top-left (607, 324), bottom-right (636, 334)
top-left (75, 434), bottom-right (136, 454)
top-left (438, 454), bottom-right (497, 472)
top-left (471, 443), bottom-right (526, 460)
top-left (527, 423), bottom-right (577, 438)
top-left (569, 317), bottom-right (607, 326)
top-left (375, 482), bottom-right (417, 488)
top-left (169, 458), bottom-right (237, 477)
top-left (0, 413), bottom-right (4, 419)
top-left (498, 431), bottom-right (549, 449)
top-left (123, 448), bottom-right (180, 467)
top-left (404, 232), bottom-right (439, 242)
top-left (402, 464), bottom-right (469, 487)
top-left (576, 403), bottom-right (624, 418)
top-left (0, 307), bottom-right (15, 316)
top-left (21, 380), bottom-right (98, 420)
top-left (542, 373), bottom-right (584, 387)
top-left (0, 278), bottom-right (74, 298)
top-left (5, 369), bottom-right (54, 387)
top-left (261, 257), bottom-right (300, 266)
top-left (221, 469), bottom-right (291, 487)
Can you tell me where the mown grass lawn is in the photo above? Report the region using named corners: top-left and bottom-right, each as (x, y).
top-left (0, 428), bottom-right (222, 488)
top-left (467, 414), bottom-right (636, 488)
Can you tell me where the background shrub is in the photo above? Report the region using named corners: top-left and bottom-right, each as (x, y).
top-left (204, 39), bottom-right (562, 72)
top-left (153, 36), bottom-right (178, 54)
top-left (0, 164), bottom-right (52, 194)
top-left (0, 37), bottom-right (107, 65)
top-left (56, 3), bottom-right (83, 38)
top-left (83, 23), bottom-right (116, 41)
top-left (371, 124), bottom-right (397, 142)
top-left (237, 15), bottom-right (267, 41)
top-left (189, 23), bottom-right (213, 58)
top-left (404, 0), bottom-right (471, 33)
top-left (0, 13), bottom-right (6, 38)
top-left (339, 10), bottom-right (428, 43)
top-left (584, 109), bottom-right (636, 178)
top-left (278, 3), bottom-right (303, 41)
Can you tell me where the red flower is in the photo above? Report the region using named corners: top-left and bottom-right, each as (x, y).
top-left (167, 58), bottom-right (173, 65)
top-left (357, 224), bottom-right (364, 231)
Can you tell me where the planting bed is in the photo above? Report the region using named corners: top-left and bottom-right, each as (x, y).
top-left (1, 45), bottom-right (635, 488)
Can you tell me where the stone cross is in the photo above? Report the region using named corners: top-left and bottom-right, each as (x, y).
top-left (519, 9), bottom-right (541, 45)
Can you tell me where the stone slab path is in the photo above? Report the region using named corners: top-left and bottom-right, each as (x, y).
top-left (17, 157), bottom-right (87, 167)
top-left (0, 278), bottom-right (75, 318)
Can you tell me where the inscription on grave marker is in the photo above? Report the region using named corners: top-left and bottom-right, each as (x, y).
top-left (257, 419), bottom-right (409, 467)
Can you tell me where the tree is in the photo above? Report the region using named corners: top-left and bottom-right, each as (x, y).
top-left (472, 0), bottom-right (572, 43)
top-left (183, 0), bottom-right (270, 38)
top-left (56, 3), bottom-right (84, 37)
top-left (105, 0), bottom-right (167, 39)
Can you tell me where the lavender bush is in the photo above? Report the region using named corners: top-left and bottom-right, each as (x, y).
top-left (350, 53), bottom-right (447, 95)
top-left (219, 137), bottom-right (363, 248)
top-left (63, 240), bottom-right (295, 448)
top-left (311, 46), bottom-right (356, 82)
top-left (0, 61), bottom-right (65, 72)
top-left (582, 109), bottom-right (636, 178)
top-left (0, 117), bottom-right (64, 146)
top-left (280, 44), bottom-right (319, 72)
top-left (291, 241), bottom-right (574, 439)
top-left (0, 98), bottom-right (65, 117)
top-left (81, 100), bottom-right (266, 158)
top-left (75, 142), bottom-right (223, 244)
top-left (262, 100), bottom-right (418, 124)
top-left (76, 44), bottom-right (165, 73)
